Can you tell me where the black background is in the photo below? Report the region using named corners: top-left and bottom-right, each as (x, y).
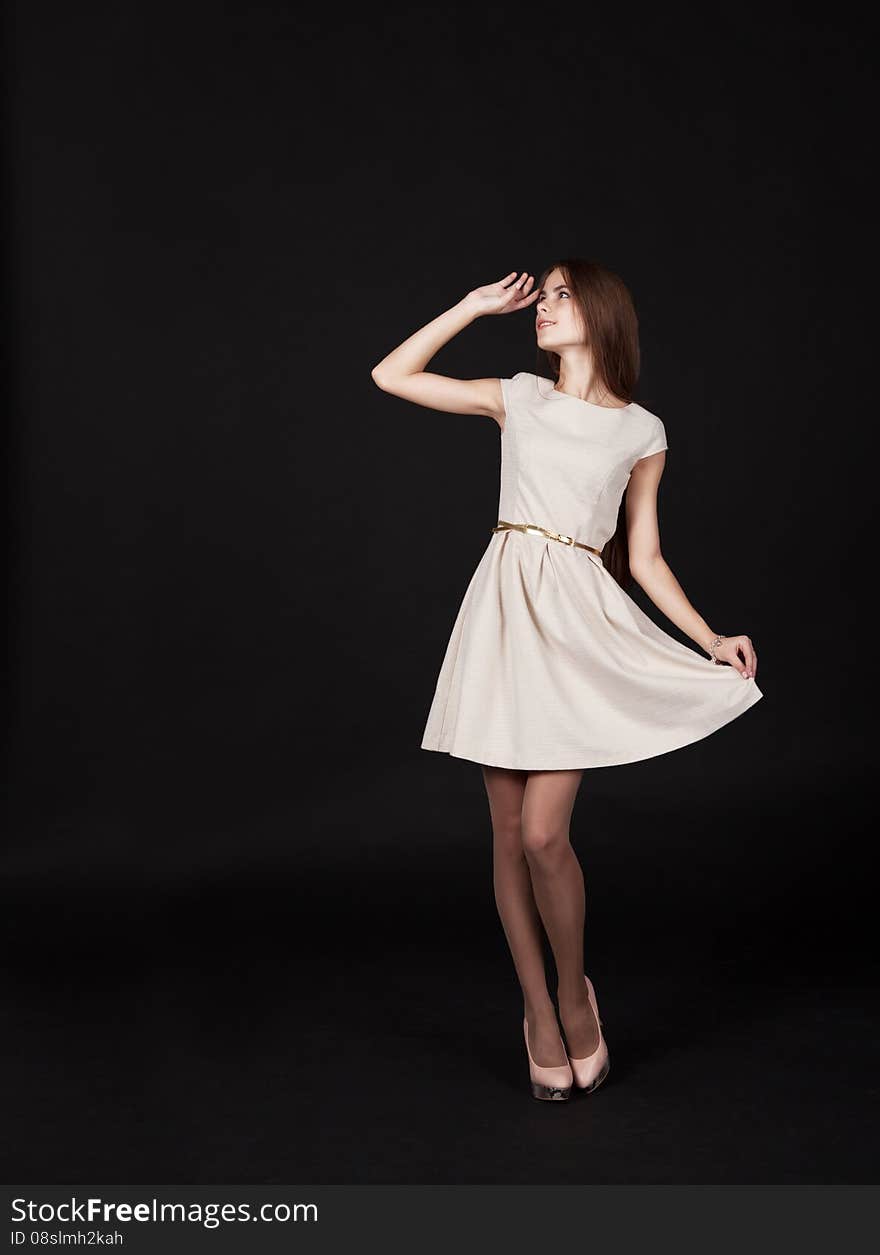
top-left (4, 3), bottom-right (875, 1183)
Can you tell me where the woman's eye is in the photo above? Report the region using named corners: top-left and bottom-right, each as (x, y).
top-left (560, 291), bottom-right (570, 298)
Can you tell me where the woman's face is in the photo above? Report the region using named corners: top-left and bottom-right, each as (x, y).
top-left (535, 268), bottom-right (585, 349)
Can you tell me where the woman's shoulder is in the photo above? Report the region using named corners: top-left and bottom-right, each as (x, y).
top-left (498, 372), bottom-right (550, 414)
top-left (627, 402), bottom-right (668, 457)
top-left (500, 371), bottom-right (549, 394)
top-left (627, 399), bottom-right (662, 422)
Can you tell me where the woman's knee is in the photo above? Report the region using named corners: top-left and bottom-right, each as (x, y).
top-left (521, 823), bottom-right (570, 862)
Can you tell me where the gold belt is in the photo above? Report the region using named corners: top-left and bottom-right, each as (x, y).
top-left (492, 519), bottom-right (602, 556)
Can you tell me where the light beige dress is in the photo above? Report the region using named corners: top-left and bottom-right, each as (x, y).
top-left (420, 371), bottom-right (763, 770)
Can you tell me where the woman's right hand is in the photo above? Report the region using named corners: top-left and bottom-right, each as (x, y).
top-left (464, 271), bottom-right (539, 317)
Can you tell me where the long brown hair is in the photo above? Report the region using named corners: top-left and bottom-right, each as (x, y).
top-left (533, 258), bottom-right (641, 591)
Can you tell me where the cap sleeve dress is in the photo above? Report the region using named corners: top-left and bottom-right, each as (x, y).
top-left (420, 371), bottom-right (762, 769)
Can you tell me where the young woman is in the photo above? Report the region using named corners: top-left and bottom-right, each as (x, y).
top-left (371, 259), bottom-right (762, 1102)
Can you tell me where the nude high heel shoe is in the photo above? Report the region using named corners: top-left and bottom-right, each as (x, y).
top-left (523, 1015), bottom-right (573, 1101)
top-left (566, 975), bottom-right (610, 1092)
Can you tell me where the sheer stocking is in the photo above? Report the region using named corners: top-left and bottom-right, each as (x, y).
top-left (481, 764), bottom-right (599, 1064)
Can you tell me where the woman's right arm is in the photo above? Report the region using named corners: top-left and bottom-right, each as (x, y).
top-left (370, 271), bottom-right (538, 424)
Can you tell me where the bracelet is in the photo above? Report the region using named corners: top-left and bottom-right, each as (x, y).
top-left (707, 634), bottom-right (726, 665)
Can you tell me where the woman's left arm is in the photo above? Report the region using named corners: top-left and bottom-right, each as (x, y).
top-left (625, 453), bottom-right (758, 681)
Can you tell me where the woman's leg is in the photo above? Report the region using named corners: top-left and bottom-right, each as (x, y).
top-left (520, 769), bottom-right (600, 1060)
top-left (481, 764), bottom-right (568, 1068)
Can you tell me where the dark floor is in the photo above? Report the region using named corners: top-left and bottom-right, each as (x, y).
top-left (3, 773), bottom-right (876, 1184)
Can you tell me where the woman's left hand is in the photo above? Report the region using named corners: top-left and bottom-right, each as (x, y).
top-left (713, 634), bottom-right (757, 679)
